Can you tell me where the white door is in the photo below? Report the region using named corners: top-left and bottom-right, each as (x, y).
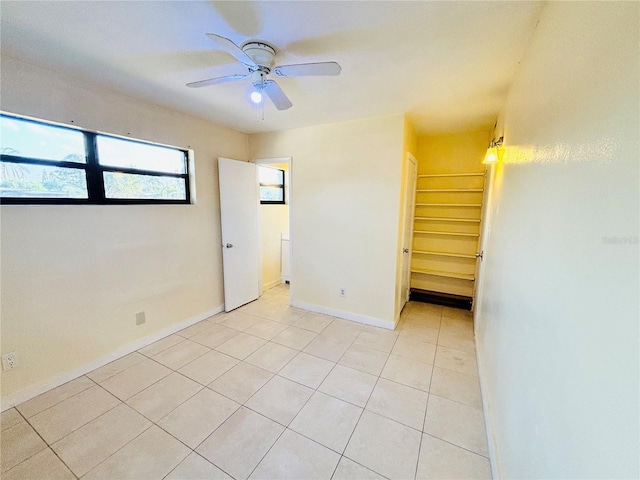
top-left (218, 158), bottom-right (260, 311)
top-left (400, 154), bottom-right (418, 310)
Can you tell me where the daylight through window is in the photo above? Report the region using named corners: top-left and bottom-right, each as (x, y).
top-left (258, 166), bottom-right (285, 204)
top-left (0, 113), bottom-right (190, 204)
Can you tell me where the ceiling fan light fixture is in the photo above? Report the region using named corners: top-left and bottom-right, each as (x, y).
top-left (250, 90), bottom-right (263, 104)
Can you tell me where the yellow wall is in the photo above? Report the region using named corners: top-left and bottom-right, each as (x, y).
top-left (475, 2), bottom-right (639, 477)
top-left (0, 56), bottom-right (249, 405)
top-left (249, 115), bottom-right (405, 327)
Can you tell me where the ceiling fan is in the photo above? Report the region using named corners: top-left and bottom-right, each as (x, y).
top-left (187, 34), bottom-right (341, 110)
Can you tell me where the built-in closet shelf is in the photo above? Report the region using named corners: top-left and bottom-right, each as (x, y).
top-left (416, 203), bottom-right (482, 207)
top-left (413, 250), bottom-right (477, 259)
top-left (418, 173), bottom-right (484, 178)
top-left (411, 268), bottom-right (475, 281)
top-left (414, 230), bottom-right (479, 237)
top-left (415, 217), bottom-right (481, 223)
top-left (416, 189), bottom-right (483, 193)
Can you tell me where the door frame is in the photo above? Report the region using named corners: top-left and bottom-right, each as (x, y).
top-left (254, 157), bottom-right (292, 301)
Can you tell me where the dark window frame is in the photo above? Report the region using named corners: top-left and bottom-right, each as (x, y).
top-left (0, 113), bottom-right (190, 205)
top-left (258, 166), bottom-right (286, 205)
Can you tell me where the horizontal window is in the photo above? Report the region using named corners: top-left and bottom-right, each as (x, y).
top-left (259, 166), bottom-right (285, 204)
top-left (0, 113), bottom-right (190, 205)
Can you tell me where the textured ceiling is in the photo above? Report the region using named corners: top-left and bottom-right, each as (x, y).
top-left (0, 1), bottom-right (543, 134)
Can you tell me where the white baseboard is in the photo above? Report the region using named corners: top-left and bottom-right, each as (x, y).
top-left (291, 300), bottom-right (395, 330)
top-left (263, 278), bottom-right (282, 290)
top-left (0, 305), bottom-right (224, 412)
top-left (475, 342), bottom-right (501, 479)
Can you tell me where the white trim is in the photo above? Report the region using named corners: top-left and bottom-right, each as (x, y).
top-left (263, 278), bottom-right (282, 290)
top-left (253, 157), bottom-right (291, 165)
top-left (0, 305), bottom-right (224, 412)
top-left (475, 342), bottom-right (501, 479)
top-left (291, 300), bottom-right (395, 330)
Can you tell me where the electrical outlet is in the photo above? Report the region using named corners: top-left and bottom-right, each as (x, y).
top-left (135, 311), bottom-right (146, 326)
top-left (2, 352), bottom-right (19, 371)
top-left (339, 288), bottom-right (346, 298)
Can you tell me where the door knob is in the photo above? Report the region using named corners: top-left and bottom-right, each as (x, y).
top-left (475, 251), bottom-right (483, 259)
top-left (403, 248), bottom-right (409, 254)
top-left (226, 243), bottom-right (234, 248)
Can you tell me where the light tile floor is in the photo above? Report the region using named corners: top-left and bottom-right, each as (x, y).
top-left (0, 284), bottom-right (492, 479)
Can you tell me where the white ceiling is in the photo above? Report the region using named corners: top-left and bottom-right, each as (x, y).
top-left (0, 1), bottom-right (543, 134)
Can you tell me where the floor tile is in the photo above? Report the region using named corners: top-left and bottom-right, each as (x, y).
top-left (84, 425), bottom-right (190, 480)
top-left (402, 310), bottom-right (442, 329)
top-left (392, 336), bottom-right (437, 364)
top-left (294, 312), bottom-right (333, 333)
top-left (345, 410), bottom-right (422, 480)
top-left (2, 448), bottom-right (75, 480)
top-left (244, 319), bottom-right (289, 340)
top-left (332, 457), bottom-right (386, 480)
top-left (338, 343), bottom-right (389, 375)
top-left (261, 293), bottom-right (290, 307)
top-left (435, 346), bottom-right (478, 376)
top-left (260, 305), bottom-right (307, 324)
top-left (197, 407), bottom-right (284, 480)
top-left (86, 353), bottom-right (146, 384)
top-left (216, 333), bottom-right (267, 360)
top-left (208, 362), bottom-right (274, 403)
top-left (279, 352), bottom-right (334, 389)
top-left (138, 334), bottom-right (185, 357)
top-left (219, 311), bottom-right (262, 332)
top-left (381, 354), bottom-right (433, 392)
top-left (272, 326), bottom-right (317, 350)
top-left (245, 342), bottom-right (298, 373)
top-left (1, 408), bottom-right (24, 431)
top-left (442, 307), bottom-right (473, 321)
top-left (430, 367), bottom-right (483, 408)
top-left (51, 403), bottom-right (151, 477)
top-left (178, 349), bottom-right (239, 385)
top-left (417, 433), bottom-right (492, 479)
top-left (157, 388), bottom-right (240, 449)
top-left (399, 324), bottom-right (440, 345)
top-left (0, 421), bottom-right (47, 473)
top-left (177, 319), bottom-right (220, 338)
top-left (321, 319), bottom-right (362, 342)
top-left (303, 334), bottom-right (352, 362)
top-left (126, 372), bottom-right (202, 422)
top-left (166, 452), bottom-right (232, 480)
top-left (152, 339), bottom-right (210, 370)
top-left (16, 376), bottom-right (95, 418)
top-left (100, 358), bottom-right (171, 400)
top-left (438, 324), bottom-right (476, 353)
top-left (246, 375), bottom-right (313, 425)
top-left (289, 391), bottom-right (362, 453)
top-left (28, 385), bottom-right (120, 444)
top-left (189, 324), bottom-right (240, 348)
top-left (318, 365), bottom-right (377, 407)
top-left (423, 395), bottom-right (488, 456)
top-left (366, 378), bottom-right (428, 430)
top-left (353, 329), bottom-right (398, 353)
top-left (250, 429), bottom-right (340, 480)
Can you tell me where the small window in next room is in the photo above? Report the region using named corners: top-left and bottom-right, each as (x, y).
top-left (258, 166), bottom-right (285, 204)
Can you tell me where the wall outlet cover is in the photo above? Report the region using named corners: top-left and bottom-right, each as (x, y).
top-left (135, 312), bottom-right (146, 326)
top-left (2, 352), bottom-right (19, 371)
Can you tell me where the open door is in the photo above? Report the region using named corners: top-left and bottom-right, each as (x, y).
top-left (399, 154), bottom-right (418, 311)
top-left (218, 158), bottom-right (260, 311)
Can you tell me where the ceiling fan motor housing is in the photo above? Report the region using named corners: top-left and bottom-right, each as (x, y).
top-left (242, 42), bottom-right (276, 71)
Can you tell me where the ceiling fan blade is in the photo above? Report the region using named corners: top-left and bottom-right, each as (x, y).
top-left (273, 62), bottom-right (341, 77)
top-left (186, 73), bottom-right (249, 88)
top-left (205, 33), bottom-right (257, 68)
top-left (263, 80), bottom-right (292, 110)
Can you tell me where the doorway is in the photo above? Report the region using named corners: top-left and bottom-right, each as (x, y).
top-left (255, 157), bottom-right (291, 304)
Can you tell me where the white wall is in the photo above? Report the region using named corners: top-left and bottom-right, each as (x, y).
top-left (475, 3), bottom-right (639, 478)
top-left (0, 56), bottom-right (248, 405)
top-left (250, 115), bottom-right (405, 328)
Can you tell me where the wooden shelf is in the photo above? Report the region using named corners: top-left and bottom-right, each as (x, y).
top-left (414, 231), bottom-right (479, 237)
top-left (418, 173), bottom-right (484, 178)
top-left (413, 250), bottom-right (477, 259)
top-left (415, 217), bottom-right (480, 223)
top-left (416, 189), bottom-right (483, 193)
top-left (415, 203), bottom-right (482, 207)
top-left (411, 268), bottom-right (475, 281)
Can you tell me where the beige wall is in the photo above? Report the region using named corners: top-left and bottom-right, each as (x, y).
top-left (249, 115), bottom-right (405, 327)
top-left (475, 3), bottom-right (639, 478)
top-left (0, 56), bottom-right (249, 404)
